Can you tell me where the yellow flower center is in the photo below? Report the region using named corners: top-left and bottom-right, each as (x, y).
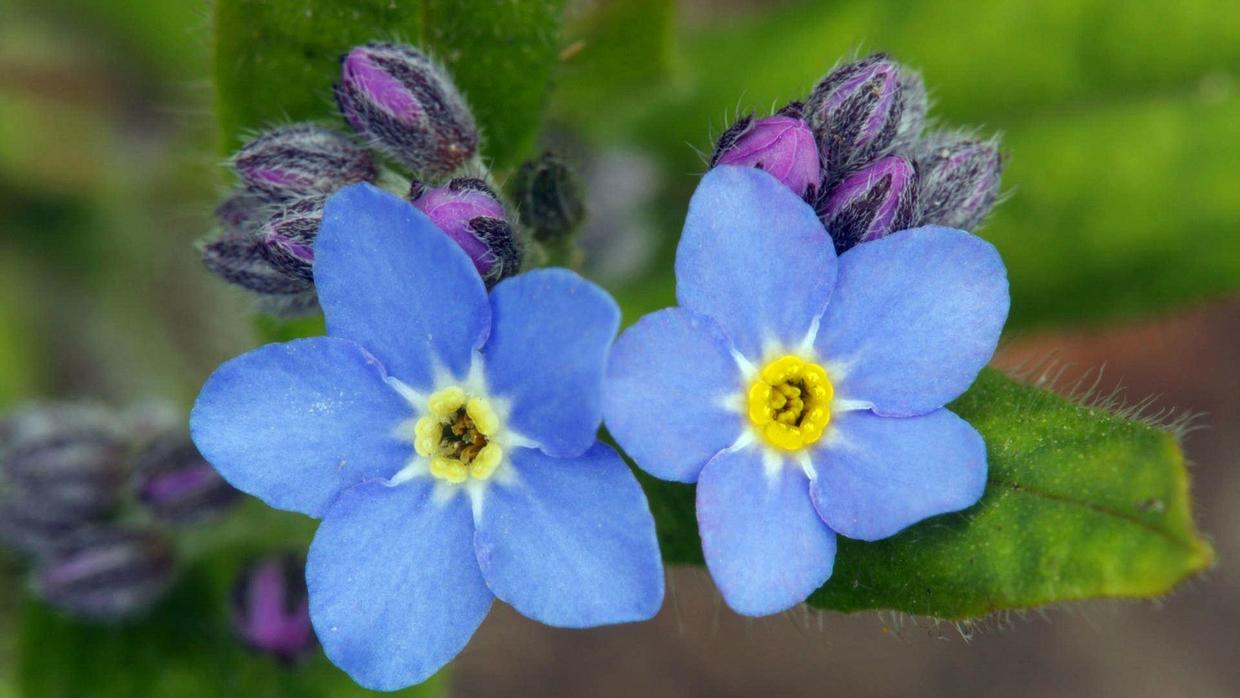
top-left (746, 355), bottom-right (833, 451)
top-left (414, 386), bottom-right (504, 483)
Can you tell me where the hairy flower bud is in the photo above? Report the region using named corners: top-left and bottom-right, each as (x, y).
top-left (256, 198), bottom-right (323, 283)
top-left (215, 188), bottom-right (270, 235)
top-left (711, 109), bottom-right (820, 199)
top-left (819, 155), bottom-right (918, 253)
top-left (336, 42), bottom-right (478, 177)
top-left (133, 432), bottom-right (239, 524)
top-left (233, 125), bottom-right (376, 203)
top-left (0, 430), bottom-right (128, 520)
top-left (231, 554), bottom-right (317, 663)
top-left (804, 54), bottom-right (926, 181)
top-left (411, 178), bottom-right (522, 286)
top-left (510, 152), bottom-right (587, 245)
top-left (202, 236), bottom-right (311, 295)
top-left (35, 527), bottom-right (175, 620)
top-left (914, 132), bottom-right (1003, 231)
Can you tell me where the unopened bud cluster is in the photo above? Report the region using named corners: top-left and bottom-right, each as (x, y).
top-left (203, 41), bottom-right (538, 312)
top-left (710, 53), bottom-right (1003, 253)
top-left (1, 403), bottom-right (239, 620)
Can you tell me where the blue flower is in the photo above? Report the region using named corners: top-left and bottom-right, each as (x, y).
top-left (191, 184), bottom-right (664, 690)
top-left (604, 166), bottom-right (1008, 617)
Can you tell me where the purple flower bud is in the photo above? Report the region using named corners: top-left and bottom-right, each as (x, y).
top-left (231, 555), bottom-right (317, 663)
top-left (133, 432), bottom-right (239, 524)
top-left (804, 54), bottom-right (926, 181)
top-left (336, 42), bottom-right (478, 177)
top-left (233, 125), bottom-right (376, 203)
top-left (0, 430), bottom-right (128, 520)
top-left (36, 527), bottom-right (175, 620)
top-left (256, 198), bottom-right (323, 284)
top-left (510, 152), bottom-right (587, 245)
top-left (0, 492), bottom-right (91, 558)
top-left (711, 112), bottom-right (820, 199)
top-left (412, 178), bottom-right (522, 286)
top-left (914, 132), bottom-right (1003, 231)
top-left (215, 188), bottom-right (270, 235)
top-left (201, 234), bottom-right (317, 311)
top-left (819, 155), bottom-right (918, 253)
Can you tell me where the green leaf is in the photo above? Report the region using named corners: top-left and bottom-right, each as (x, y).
top-left (640, 368), bottom-right (1213, 619)
top-left (214, 0), bottom-right (568, 166)
top-left (551, 0), bottom-right (677, 133)
top-left (598, 0), bottom-right (1240, 329)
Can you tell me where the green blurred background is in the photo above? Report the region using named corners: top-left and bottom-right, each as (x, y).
top-left (0, 0), bottom-right (1236, 695)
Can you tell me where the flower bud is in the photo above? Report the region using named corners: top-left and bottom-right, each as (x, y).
top-left (0, 492), bottom-right (90, 558)
top-left (133, 432), bottom-right (240, 524)
top-left (336, 42), bottom-right (478, 177)
top-left (201, 235), bottom-right (315, 297)
top-left (215, 188), bottom-right (270, 236)
top-left (232, 125), bottom-right (376, 203)
top-left (711, 109), bottom-right (820, 199)
top-left (510, 152), bottom-right (587, 245)
top-left (231, 554), bottom-right (317, 663)
top-left (256, 198), bottom-right (323, 284)
top-left (0, 430), bottom-right (128, 520)
top-left (804, 54), bottom-right (926, 181)
top-left (914, 132), bottom-right (1003, 231)
top-left (35, 527), bottom-right (175, 620)
top-left (411, 178), bottom-right (522, 286)
top-left (819, 155), bottom-right (918, 253)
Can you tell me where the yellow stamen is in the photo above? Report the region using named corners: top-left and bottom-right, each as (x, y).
top-left (417, 387), bottom-right (505, 483)
top-left (747, 355), bottom-right (833, 451)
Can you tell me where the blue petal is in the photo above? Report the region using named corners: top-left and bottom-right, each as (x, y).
top-left (190, 337), bottom-right (411, 518)
top-left (814, 226), bottom-right (1008, 416)
top-left (696, 447), bottom-right (836, 616)
top-left (675, 166), bottom-right (837, 360)
top-left (482, 269), bottom-right (619, 458)
top-left (474, 444), bottom-right (664, 627)
top-left (810, 409), bottom-right (987, 541)
top-left (315, 183), bottom-right (490, 389)
top-left (307, 479), bottom-right (491, 691)
top-left (604, 308), bottom-right (742, 483)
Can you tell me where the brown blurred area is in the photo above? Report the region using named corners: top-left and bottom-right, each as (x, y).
top-left (453, 302), bottom-right (1240, 697)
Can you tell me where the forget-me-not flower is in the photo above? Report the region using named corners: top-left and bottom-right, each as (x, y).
top-left (191, 184), bottom-right (664, 690)
top-left (604, 166), bottom-right (1008, 616)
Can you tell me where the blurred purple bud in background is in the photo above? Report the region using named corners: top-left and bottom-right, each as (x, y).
top-left (232, 125), bottom-right (375, 203)
top-left (804, 54), bottom-right (926, 182)
top-left (133, 431), bottom-right (239, 524)
top-left (915, 132), bottom-right (1004, 231)
top-left (712, 109), bottom-right (821, 200)
top-left (819, 155), bottom-right (918, 253)
top-left (412, 178), bottom-right (522, 286)
top-left (35, 527), bottom-right (175, 620)
top-left (231, 554), bottom-right (317, 664)
top-left (336, 42), bottom-right (478, 177)
top-left (1, 429), bottom-right (128, 521)
top-left (0, 493), bottom-right (92, 558)
top-left (509, 151), bottom-right (587, 246)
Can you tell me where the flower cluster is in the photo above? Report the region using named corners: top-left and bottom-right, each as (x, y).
top-left (0, 403), bottom-right (239, 619)
top-left (189, 44), bottom-right (1012, 689)
top-left (711, 53), bottom-right (1003, 254)
top-left (201, 43), bottom-right (594, 316)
